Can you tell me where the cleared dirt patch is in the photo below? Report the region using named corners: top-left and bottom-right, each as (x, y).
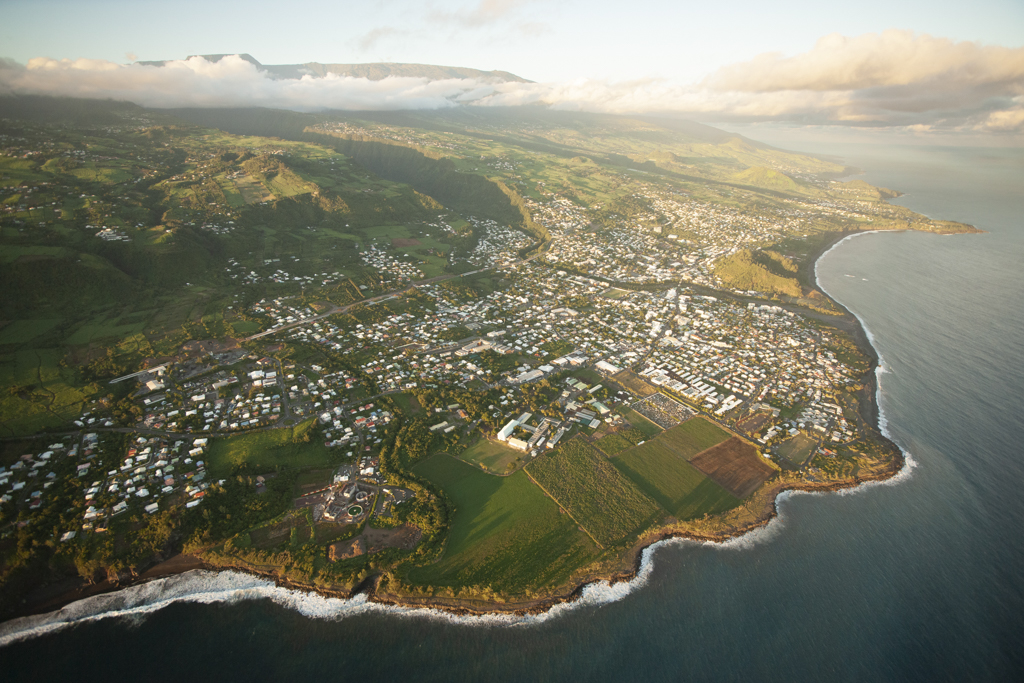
top-left (689, 437), bottom-right (775, 499)
top-left (362, 524), bottom-right (422, 553)
top-left (612, 369), bottom-right (658, 397)
top-left (737, 412), bottom-right (771, 435)
top-left (392, 238), bottom-right (422, 248)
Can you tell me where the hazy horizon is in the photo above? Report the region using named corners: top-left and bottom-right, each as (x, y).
top-left (1, 0), bottom-right (1022, 144)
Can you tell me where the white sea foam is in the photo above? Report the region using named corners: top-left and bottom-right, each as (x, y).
top-left (814, 230), bottom-right (919, 493)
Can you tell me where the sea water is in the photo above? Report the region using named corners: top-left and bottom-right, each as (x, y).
top-left (3, 145), bottom-right (1023, 682)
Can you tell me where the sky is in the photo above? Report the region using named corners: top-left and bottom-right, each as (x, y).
top-left (2, 0), bottom-right (1023, 139)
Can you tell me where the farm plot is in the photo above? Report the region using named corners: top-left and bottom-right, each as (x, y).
top-left (408, 454), bottom-right (599, 593)
top-left (613, 440), bottom-right (740, 519)
top-left (689, 437), bottom-right (776, 498)
top-left (527, 439), bottom-right (661, 546)
top-left (660, 417), bottom-right (732, 460)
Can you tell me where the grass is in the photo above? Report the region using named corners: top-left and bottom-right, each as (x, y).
top-left (613, 440), bottom-right (740, 519)
top-left (390, 391), bottom-right (423, 416)
top-left (661, 417), bottom-right (731, 460)
top-left (777, 433), bottom-right (818, 469)
top-left (527, 438), bottom-right (661, 546)
top-left (459, 437), bottom-right (521, 474)
top-left (407, 454), bottom-right (599, 594)
top-left (593, 432), bottom-right (634, 456)
top-left (621, 408), bottom-right (663, 438)
top-left (205, 420), bottom-right (336, 477)
top-left (0, 319), bottom-right (63, 345)
top-left (0, 348), bottom-right (96, 436)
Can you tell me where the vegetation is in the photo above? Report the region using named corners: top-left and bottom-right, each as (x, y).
top-left (527, 438), bottom-right (661, 546)
top-left (613, 440), bottom-right (740, 519)
top-left (406, 454), bottom-right (599, 595)
top-left (659, 417), bottom-right (732, 460)
top-left (204, 419), bottom-right (333, 477)
top-left (714, 249), bottom-right (802, 297)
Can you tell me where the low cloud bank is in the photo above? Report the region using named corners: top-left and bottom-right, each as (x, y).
top-left (2, 30), bottom-right (1022, 133)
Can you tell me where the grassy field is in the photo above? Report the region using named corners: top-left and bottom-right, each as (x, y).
top-left (0, 319), bottom-right (63, 345)
top-left (776, 433), bottom-right (818, 469)
top-left (621, 408), bottom-right (664, 438)
top-left (0, 348), bottom-right (96, 436)
top-left (661, 417), bottom-right (732, 460)
top-left (613, 440), bottom-right (740, 519)
top-left (390, 391), bottom-right (423, 416)
top-left (407, 454), bottom-right (600, 594)
top-left (527, 438), bottom-right (661, 546)
top-left (460, 437), bottom-right (522, 474)
top-left (205, 420), bottom-right (336, 477)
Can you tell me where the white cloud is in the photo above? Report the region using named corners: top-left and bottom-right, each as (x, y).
top-left (0, 55), bottom-right (491, 111)
top-left (2, 31), bottom-right (1023, 134)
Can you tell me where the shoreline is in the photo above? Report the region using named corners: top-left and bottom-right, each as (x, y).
top-left (5, 228), bottom-right (908, 627)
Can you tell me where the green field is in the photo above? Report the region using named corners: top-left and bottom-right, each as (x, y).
top-left (459, 437), bottom-right (522, 474)
top-left (527, 438), bottom-right (661, 546)
top-left (622, 408), bottom-right (664, 438)
top-left (614, 440), bottom-right (740, 519)
top-left (0, 319), bottom-right (63, 345)
top-left (593, 428), bottom-right (647, 456)
top-left (408, 454), bottom-right (599, 593)
top-left (661, 417), bottom-right (732, 459)
top-left (0, 348), bottom-right (96, 436)
top-left (205, 419), bottom-right (335, 476)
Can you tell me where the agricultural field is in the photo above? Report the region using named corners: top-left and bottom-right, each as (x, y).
top-left (204, 419), bottom-right (336, 477)
top-left (689, 437), bottom-right (777, 498)
top-left (612, 369), bottom-right (658, 397)
top-left (613, 439), bottom-right (741, 519)
top-left (527, 438), bottom-right (662, 546)
top-left (408, 454), bottom-right (600, 594)
top-left (776, 433), bottom-right (819, 469)
top-left (621, 408), bottom-right (664, 438)
top-left (661, 417), bottom-right (733, 460)
top-left (593, 427), bottom-right (647, 456)
top-left (459, 437), bottom-right (522, 475)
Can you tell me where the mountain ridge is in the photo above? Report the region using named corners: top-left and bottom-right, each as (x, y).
top-left (135, 53), bottom-right (531, 83)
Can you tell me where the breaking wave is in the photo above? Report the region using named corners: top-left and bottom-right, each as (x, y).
top-left (815, 231), bottom-right (919, 495)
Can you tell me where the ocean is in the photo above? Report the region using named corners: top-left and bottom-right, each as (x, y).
top-left (2, 144), bottom-right (1023, 682)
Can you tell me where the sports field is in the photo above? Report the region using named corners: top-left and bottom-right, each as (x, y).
top-left (776, 433), bottom-right (818, 469)
top-left (460, 437), bottom-right (522, 474)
